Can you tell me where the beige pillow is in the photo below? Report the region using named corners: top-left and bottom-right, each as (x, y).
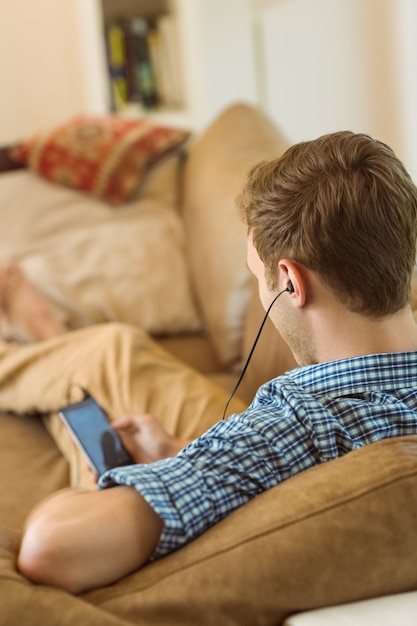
top-left (183, 103), bottom-right (289, 365)
top-left (0, 170), bottom-right (201, 335)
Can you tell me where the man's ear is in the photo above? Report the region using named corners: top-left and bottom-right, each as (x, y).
top-left (278, 259), bottom-right (307, 306)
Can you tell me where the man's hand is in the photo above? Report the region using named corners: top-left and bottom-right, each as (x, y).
top-left (112, 413), bottom-right (190, 464)
top-left (18, 486), bottom-right (163, 594)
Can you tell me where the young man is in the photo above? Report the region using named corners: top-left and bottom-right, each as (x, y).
top-left (16, 130), bottom-right (417, 594)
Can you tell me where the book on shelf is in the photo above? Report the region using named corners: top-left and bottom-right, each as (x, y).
top-left (154, 14), bottom-right (183, 108)
top-left (105, 23), bottom-right (129, 110)
top-left (123, 16), bottom-right (159, 109)
top-left (104, 13), bottom-right (183, 113)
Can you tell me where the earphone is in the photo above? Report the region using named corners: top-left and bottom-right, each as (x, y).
top-left (221, 282), bottom-right (294, 419)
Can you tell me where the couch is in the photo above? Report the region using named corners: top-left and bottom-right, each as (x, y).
top-left (0, 103), bottom-right (416, 625)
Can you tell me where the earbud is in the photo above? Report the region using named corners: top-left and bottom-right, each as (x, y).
top-left (222, 280), bottom-right (294, 419)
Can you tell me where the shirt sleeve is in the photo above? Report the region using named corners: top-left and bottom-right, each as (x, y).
top-left (98, 412), bottom-right (291, 559)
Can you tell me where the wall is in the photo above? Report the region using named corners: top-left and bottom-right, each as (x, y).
top-left (254, 0), bottom-right (417, 180)
top-left (394, 0), bottom-right (417, 181)
top-left (176, 0), bottom-right (258, 129)
top-left (0, 0), bottom-right (107, 143)
top-left (0, 0), bottom-right (415, 182)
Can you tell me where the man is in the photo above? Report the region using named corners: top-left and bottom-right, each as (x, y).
top-left (16, 130), bottom-right (417, 594)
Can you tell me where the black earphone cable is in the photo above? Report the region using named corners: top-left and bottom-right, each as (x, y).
top-left (221, 286), bottom-right (291, 420)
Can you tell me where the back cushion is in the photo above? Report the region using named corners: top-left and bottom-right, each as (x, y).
top-left (84, 436), bottom-right (417, 626)
top-left (182, 103), bottom-right (289, 365)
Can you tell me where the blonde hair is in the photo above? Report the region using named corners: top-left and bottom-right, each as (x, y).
top-left (237, 131), bottom-right (417, 316)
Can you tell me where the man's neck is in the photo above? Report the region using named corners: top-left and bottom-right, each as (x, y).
top-left (313, 305), bottom-right (417, 363)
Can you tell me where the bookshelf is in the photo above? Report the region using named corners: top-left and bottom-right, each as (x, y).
top-left (97, 0), bottom-right (259, 130)
top-left (99, 0), bottom-right (185, 120)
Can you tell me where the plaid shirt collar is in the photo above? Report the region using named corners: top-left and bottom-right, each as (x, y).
top-left (286, 351), bottom-right (417, 397)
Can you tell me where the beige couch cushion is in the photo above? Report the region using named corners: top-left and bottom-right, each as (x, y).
top-left (0, 413), bottom-right (69, 529)
top-left (0, 169), bottom-right (201, 336)
top-left (183, 103), bottom-right (289, 366)
top-left (81, 436), bottom-right (417, 625)
top-left (136, 150), bottom-right (187, 207)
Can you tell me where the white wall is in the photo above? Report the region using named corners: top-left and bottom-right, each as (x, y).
top-left (176, 0), bottom-right (258, 129)
top-left (394, 0), bottom-right (417, 181)
top-left (0, 0), bottom-right (415, 183)
top-left (255, 0), bottom-right (417, 180)
top-left (0, 0), bottom-right (108, 143)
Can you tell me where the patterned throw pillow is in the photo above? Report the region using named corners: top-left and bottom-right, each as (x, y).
top-left (11, 114), bottom-right (190, 206)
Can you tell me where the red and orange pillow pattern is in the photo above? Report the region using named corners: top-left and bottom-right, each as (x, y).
top-left (11, 114), bottom-right (190, 206)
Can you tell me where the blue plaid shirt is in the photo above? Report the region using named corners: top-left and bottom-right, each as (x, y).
top-left (99, 351), bottom-right (417, 558)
